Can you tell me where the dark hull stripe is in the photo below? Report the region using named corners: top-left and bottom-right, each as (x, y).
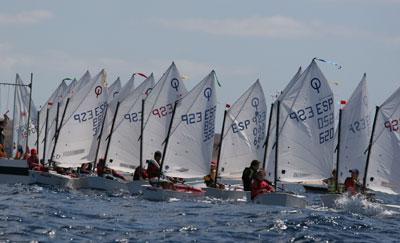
top-left (0, 166), bottom-right (29, 176)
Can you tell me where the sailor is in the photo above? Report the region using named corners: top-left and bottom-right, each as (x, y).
top-left (203, 160), bottom-right (225, 189)
top-left (344, 169), bottom-right (361, 195)
top-left (133, 165), bottom-right (148, 180)
top-left (97, 158), bottom-right (126, 181)
top-left (0, 144), bottom-right (6, 158)
top-left (146, 151), bottom-right (162, 179)
top-left (0, 112), bottom-right (9, 146)
top-left (242, 160), bottom-right (260, 191)
top-left (27, 148), bottom-right (47, 171)
top-left (14, 145), bottom-right (24, 160)
top-left (251, 170), bottom-right (275, 200)
top-left (323, 169), bottom-right (337, 193)
top-left (80, 163), bottom-right (92, 174)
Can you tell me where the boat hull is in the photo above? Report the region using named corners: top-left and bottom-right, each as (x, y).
top-left (141, 185), bottom-right (205, 201)
top-left (79, 176), bottom-right (128, 192)
top-left (32, 171), bottom-right (81, 189)
top-left (253, 192), bottom-right (307, 208)
top-left (127, 180), bottom-right (148, 194)
top-left (204, 187), bottom-right (249, 201)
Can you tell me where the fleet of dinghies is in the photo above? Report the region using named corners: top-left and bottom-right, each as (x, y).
top-left (1, 59), bottom-right (400, 209)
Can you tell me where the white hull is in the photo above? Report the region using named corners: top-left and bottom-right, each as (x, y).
top-left (79, 176), bottom-right (128, 192)
top-left (204, 187), bottom-right (249, 201)
top-left (141, 185), bottom-right (205, 202)
top-left (32, 170), bottom-right (81, 189)
top-left (253, 192), bottom-right (307, 208)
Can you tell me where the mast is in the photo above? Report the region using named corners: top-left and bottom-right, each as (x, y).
top-left (103, 101), bottom-right (121, 164)
top-left (363, 106), bottom-right (380, 191)
top-left (274, 101), bottom-right (280, 190)
top-left (93, 104), bottom-right (109, 171)
top-left (55, 102), bottom-right (60, 136)
top-left (262, 103), bottom-right (275, 169)
top-left (36, 110), bottom-right (40, 153)
top-left (42, 108), bottom-right (49, 163)
top-left (11, 74), bottom-right (18, 156)
top-left (159, 101), bottom-right (178, 179)
top-left (49, 98), bottom-right (70, 167)
top-left (139, 99), bottom-right (145, 172)
top-left (25, 73), bottom-right (33, 152)
top-left (214, 108), bottom-right (228, 187)
top-left (335, 109), bottom-right (343, 193)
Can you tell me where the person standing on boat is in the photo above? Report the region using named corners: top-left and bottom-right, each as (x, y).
top-left (251, 170), bottom-right (275, 200)
top-left (242, 160), bottom-right (260, 191)
top-left (323, 169), bottom-right (337, 193)
top-left (344, 169), bottom-right (361, 195)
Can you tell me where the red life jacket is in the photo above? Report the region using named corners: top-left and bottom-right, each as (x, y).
top-left (251, 179), bottom-right (274, 200)
top-left (27, 156), bottom-right (39, 170)
top-left (147, 160), bottom-right (160, 178)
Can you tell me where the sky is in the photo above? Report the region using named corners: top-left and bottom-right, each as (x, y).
top-left (0, 0), bottom-right (399, 127)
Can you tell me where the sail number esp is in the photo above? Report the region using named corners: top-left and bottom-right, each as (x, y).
top-left (288, 96), bottom-right (334, 144)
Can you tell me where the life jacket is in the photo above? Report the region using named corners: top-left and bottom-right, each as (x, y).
top-left (147, 160), bottom-right (160, 178)
top-left (327, 178), bottom-right (337, 193)
top-left (133, 167), bottom-right (148, 180)
top-left (251, 179), bottom-right (274, 200)
top-left (27, 156), bottom-right (40, 170)
top-left (344, 177), bottom-right (360, 194)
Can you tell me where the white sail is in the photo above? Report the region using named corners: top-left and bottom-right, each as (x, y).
top-left (107, 77), bottom-right (122, 104)
top-left (266, 60), bottom-right (334, 183)
top-left (12, 74), bottom-right (38, 152)
top-left (72, 70), bottom-right (91, 94)
top-left (45, 72), bottom-right (91, 162)
top-left (265, 67), bottom-right (302, 182)
top-left (365, 85), bottom-right (400, 194)
top-left (142, 63), bottom-right (187, 161)
top-left (117, 74), bottom-right (136, 102)
top-left (52, 70), bottom-right (108, 167)
top-left (163, 71), bottom-right (217, 178)
top-left (219, 80), bottom-right (267, 179)
top-left (99, 74), bottom-right (155, 172)
top-left (337, 74), bottom-right (370, 184)
top-left (65, 78), bottom-right (78, 99)
top-left (37, 80), bottom-right (68, 160)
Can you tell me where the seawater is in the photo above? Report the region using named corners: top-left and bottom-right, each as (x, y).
top-left (0, 184), bottom-right (399, 242)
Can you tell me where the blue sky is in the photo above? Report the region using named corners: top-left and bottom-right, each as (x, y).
top-left (0, 0), bottom-right (399, 123)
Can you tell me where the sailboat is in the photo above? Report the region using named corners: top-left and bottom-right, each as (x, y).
top-left (205, 80), bottom-right (267, 201)
top-left (142, 62), bottom-right (187, 162)
top-left (261, 60), bottom-right (336, 208)
top-left (319, 74), bottom-right (370, 206)
top-left (32, 70), bottom-right (108, 189)
top-left (142, 71), bottom-right (216, 201)
top-left (0, 74), bottom-right (35, 184)
top-left (80, 74), bottom-right (154, 193)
